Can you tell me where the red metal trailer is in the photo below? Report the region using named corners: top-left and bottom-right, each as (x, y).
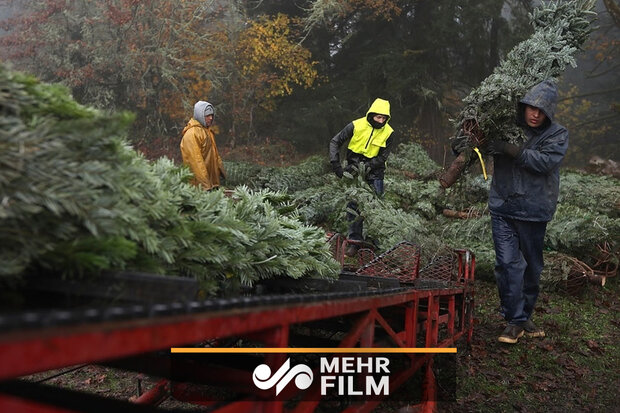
top-left (0, 242), bottom-right (475, 412)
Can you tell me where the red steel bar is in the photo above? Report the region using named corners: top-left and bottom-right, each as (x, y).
top-left (130, 379), bottom-right (169, 406)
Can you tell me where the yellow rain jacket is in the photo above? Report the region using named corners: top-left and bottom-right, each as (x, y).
top-left (180, 119), bottom-right (225, 190)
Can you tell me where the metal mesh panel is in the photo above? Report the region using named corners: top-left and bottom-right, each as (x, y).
top-left (342, 242), bottom-right (377, 271)
top-left (419, 247), bottom-right (459, 283)
top-left (355, 248), bottom-right (376, 268)
top-left (355, 241), bottom-right (421, 283)
top-left (329, 235), bottom-right (474, 288)
top-left (405, 246), bottom-right (464, 290)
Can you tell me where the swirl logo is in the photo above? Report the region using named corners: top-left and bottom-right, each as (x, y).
top-left (252, 358), bottom-right (313, 395)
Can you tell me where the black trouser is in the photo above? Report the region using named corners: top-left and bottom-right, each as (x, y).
top-left (347, 179), bottom-right (384, 240)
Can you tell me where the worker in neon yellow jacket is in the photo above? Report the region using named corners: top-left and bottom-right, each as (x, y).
top-left (329, 98), bottom-right (395, 256)
top-left (180, 101), bottom-right (225, 190)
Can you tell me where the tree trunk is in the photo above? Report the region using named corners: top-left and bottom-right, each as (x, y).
top-left (439, 152), bottom-right (468, 188)
top-left (442, 208), bottom-right (481, 219)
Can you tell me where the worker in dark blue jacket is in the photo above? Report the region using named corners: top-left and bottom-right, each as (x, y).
top-left (486, 79), bottom-right (568, 344)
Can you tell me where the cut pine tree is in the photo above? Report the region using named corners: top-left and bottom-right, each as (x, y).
top-left (440, 0), bottom-right (597, 188)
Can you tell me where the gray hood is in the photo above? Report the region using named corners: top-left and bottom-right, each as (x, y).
top-left (518, 79), bottom-right (558, 125)
top-left (193, 101), bottom-right (214, 127)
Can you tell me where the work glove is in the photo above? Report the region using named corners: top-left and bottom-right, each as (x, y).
top-left (487, 140), bottom-right (521, 158)
top-left (331, 161), bottom-right (344, 178)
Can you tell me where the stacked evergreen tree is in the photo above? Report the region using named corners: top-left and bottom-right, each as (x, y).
top-left (0, 65), bottom-right (339, 293)
top-left (234, 141), bottom-right (618, 291)
top-left (441, 0), bottom-right (597, 187)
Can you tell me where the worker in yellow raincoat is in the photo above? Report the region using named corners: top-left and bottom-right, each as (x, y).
top-left (180, 101), bottom-right (225, 190)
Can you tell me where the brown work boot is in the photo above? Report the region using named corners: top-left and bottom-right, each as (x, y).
top-left (498, 324), bottom-right (524, 344)
top-left (521, 319), bottom-right (545, 338)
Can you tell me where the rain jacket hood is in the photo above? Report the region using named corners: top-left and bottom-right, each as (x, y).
top-left (365, 98), bottom-right (391, 126)
top-left (194, 101), bottom-right (214, 127)
top-left (517, 79), bottom-right (558, 125)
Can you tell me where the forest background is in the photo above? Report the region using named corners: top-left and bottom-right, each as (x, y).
top-left (1, 0), bottom-right (618, 168)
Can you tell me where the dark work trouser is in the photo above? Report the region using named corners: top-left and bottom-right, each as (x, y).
top-left (347, 179), bottom-right (384, 240)
top-left (491, 214), bottom-right (547, 325)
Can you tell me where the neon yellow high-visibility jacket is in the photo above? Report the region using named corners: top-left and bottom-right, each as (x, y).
top-left (180, 119), bottom-right (225, 190)
top-left (329, 98), bottom-right (395, 180)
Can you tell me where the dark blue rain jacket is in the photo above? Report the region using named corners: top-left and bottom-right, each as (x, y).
top-left (489, 80), bottom-right (569, 222)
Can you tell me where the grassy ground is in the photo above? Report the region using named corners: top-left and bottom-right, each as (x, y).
top-left (445, 277), bottom-right (620, 413)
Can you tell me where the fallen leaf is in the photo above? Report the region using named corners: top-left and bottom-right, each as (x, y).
top-left (586, 340), bottom-right (604, 354)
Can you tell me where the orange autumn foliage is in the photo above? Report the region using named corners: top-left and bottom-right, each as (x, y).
top-left (236, 13), bottom-right (318, 111)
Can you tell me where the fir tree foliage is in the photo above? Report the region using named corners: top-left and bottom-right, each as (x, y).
top-left (236, 140), bottom-right (618, 290)
top-left (431, 215), bottom-right (496, 277)
top-left (539, 251), bottom-right (588, 291)
top-left (557, 170), bottom-right (620, 217)
top-left (452, 0), bottom-right (597, 155)
top-left (386, 142), bottom-right (442, 178)
top-left (0, 65), bottom-right (339, 291)
top-left (225, 155), bottom-right (331, 193)
top-left (235, 144), bottom-right (448, 256)
top-left (385, 179), bottom-right (444, 220)
top-left (223, 161), bottom-right (267, 190)
top-left (545, 204), bottom-right (620, 259)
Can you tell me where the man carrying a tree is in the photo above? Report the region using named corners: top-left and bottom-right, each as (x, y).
top-left (329, 98), bottom-right (395, 257)
top-left (180, 101), bottom-right (226, 191)
top-left (487, 80), bottom-right (568, 344)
